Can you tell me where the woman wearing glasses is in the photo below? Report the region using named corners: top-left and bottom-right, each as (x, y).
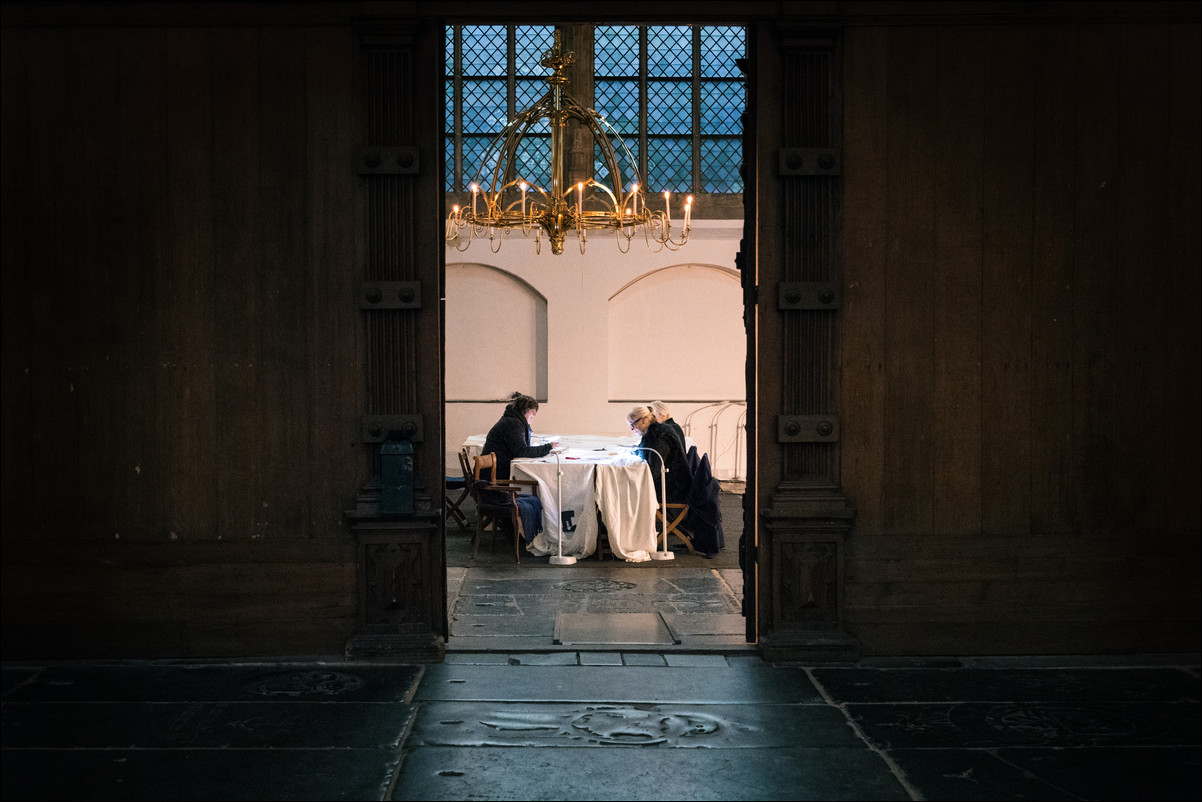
top-left (626, 404), bottom-right (691, 505)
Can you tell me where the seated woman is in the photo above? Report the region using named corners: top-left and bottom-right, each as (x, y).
top-left (480, 392), bottom-right (556, 542)
top-left (626, 404), bottom-right (690, 505)
top-left (651, 400), bottom-right (686, 453)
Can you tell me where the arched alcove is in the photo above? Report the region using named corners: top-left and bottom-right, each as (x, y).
top-left (446, 263), bottom-right (548, 401)
top-left (607, 264), bottom-right (745, 401)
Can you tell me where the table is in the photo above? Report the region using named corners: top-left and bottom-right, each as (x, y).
top-left (461, 434), bottom-right (661, 561)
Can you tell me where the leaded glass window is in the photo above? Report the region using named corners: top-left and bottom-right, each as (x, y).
top-left (445, 24), bottom-right (744, 196)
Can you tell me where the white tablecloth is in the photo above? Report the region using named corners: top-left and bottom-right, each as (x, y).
top-left (511, 451), bottom-right (658, 561)
top-left (461, 433), bottom-right (691, 562)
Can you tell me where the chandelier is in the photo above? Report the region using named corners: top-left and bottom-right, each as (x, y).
top-left (445, 29), bottom-right (692, 256)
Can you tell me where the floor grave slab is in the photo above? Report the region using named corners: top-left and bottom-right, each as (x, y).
top-left (0, 748), bottom-right (400, 802)
top-left (390, 745), bottom-right (909, 801)
top-left (414, 663), bottom-right (826, 704)
top-left (555, 612), bottom-right (679, 645)
top-left (848, 700), bottom-right (1200, 748)
top-left (1, 663), bottom-right (422, 703)
top-left (410, 699), bottom-right (862, 748)
top-left (811, 666), bottom-right (1201, 704)
top-left (1, 700), bottom-right (414, 749)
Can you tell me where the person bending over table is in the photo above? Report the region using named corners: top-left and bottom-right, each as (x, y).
top-left (627, 403), bottom-right (690, 504)
top-left (651, 400), bottom-right (687, 454)
top-left (481, 392), bottom-right (558, 542)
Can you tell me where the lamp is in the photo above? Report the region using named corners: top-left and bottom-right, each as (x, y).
top-left (627, 445), bottom-right (676, 561)
top-left (446, 28), bottom-right (693, 256)
top-left (549, 448), bottom-right (576, 566)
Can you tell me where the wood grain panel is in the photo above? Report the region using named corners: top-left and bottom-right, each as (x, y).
top-left (1071, 25), bottom-right (1122, 533)
top-left (839, 26), bottom-right (888, 530)
top-left (115, 28), bottom-right (169, 538)
top-left (881, 25), bottom-right (937, 534)
top-left (211, 27), bottom-right (265, 540)
top-left (303, 26), bottom-right (366, 533)
top-left (1029, 24), bottom-right (1078, 535)
top-left (1, 29), bottom-right (35, 535)
top-left (931, 27), bottom-right (984, 536)
top-left (981, 25), bottom-right (1036, 534)
top-left (161, 27), bottom-right (218, 536)
top-left (1163, 24), bottom-right (1202, 532)
top-left (255, 27), bottom-right (312, 535)
top-left (1116, 25), bottom-right (1171, 532)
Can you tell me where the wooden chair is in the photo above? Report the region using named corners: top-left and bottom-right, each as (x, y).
top-left (656, 502), bottom-right (696, 554)
top-left (444, 463), bottom-right (469, 530)
top-left (464, 450), bottom-right (539, 564)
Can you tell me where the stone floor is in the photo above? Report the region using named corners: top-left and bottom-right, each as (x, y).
top-left (4, 489), bottom-right (1199, 801)
top-left (444, 484), bottom-right (751, 653)
top-left (3, 654), bottom-right (1198, 800)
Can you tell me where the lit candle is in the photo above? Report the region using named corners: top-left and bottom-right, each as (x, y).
top-left (520, 182), bottom-right (528, 216)
top-left (631, 183), bottom-right (639, 215)
top-left (664, 191), bottom-right (671, 224)
top-left (577, 181), bottom-right (584, 219)
top-left (685, 195), bottom-right (693, 227)
top-left (470, 183), bottom-right (478, 216)
top-left (447, 204), bottom-right (459, 237)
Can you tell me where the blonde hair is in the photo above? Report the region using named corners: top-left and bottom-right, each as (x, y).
top-left (626, 404), bottom-right (653, 427)
top-left (650, 400), bottom-right (671, 423)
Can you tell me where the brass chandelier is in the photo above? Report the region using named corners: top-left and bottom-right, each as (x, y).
top-left (446, 29), bottom-right (692, 256)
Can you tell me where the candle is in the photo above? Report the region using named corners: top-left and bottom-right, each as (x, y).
top-left (664, 191), bottom-right (671, 224)
top-left (577, 182), bottom-right (583, 219)
top-left (447, 204), bottom-right (459, 237)
top-left (470, 183), bottom-right (478, 216)
top-left (685, 195), bottom-right (693, 227)
top-left (520, 182), bottom-right (528, 216)
top-left (631, 183), bottom-right (639, 215)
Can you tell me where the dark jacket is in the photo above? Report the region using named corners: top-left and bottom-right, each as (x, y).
top-left (481, 407), bottom-right (551, 480)
top-left (638, 421), bottom-right (691, 504)
top-left (662, 417), bottom-right (686, 453)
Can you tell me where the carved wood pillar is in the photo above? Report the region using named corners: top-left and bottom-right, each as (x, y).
top-left (345, 19), bottom-right (446, 661)
top-left (758, 23), bottom-right (858, 662)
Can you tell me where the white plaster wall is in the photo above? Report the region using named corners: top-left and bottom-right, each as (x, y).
top-left (445, 219), bottom-right (746, 479)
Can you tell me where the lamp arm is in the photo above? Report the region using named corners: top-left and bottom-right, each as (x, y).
top-left (627, 445), bottom-right (670, 556)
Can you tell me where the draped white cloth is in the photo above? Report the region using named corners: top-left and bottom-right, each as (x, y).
top-left (594, 461), bottom-right (656, 561)
top-left (509, 449), bottom-right (656, 562)
top-left (519, 456), bottom-right (599, 559)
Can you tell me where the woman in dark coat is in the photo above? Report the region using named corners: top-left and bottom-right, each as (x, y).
top-left (627, 404), bottom-right (690, 504)
top-left (651, 400), bottom-right (686, 453)
top-left (480, 392), bottom-right (555, 542)
top-left (482, 392), bottom-right (554, 480)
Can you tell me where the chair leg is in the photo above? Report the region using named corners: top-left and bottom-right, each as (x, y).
top-left (512, 510), bottom-right (522, 564)
top-left (445, 485), bottom-right (469, 529)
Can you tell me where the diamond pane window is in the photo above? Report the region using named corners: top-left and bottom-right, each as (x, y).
top-left (701, 138), bottom-right (742, 193)
top-left (648, 27), bottom-right (692, 77)
top-left (515, 136), bottom-right (551, 189)
top-left (516, 26), bottom-right (555, 74)
top-left (595, 26), bottom-right (639, 75)
top-left (701, 80), bottom-right (743, 135)
top-left (648, 137), bottom-right (692, 192)
top-left (595, 79), bottom-right (639, 134)
top-left (647, 81), bottom-right (691, 135)
top-left (516, 78), bottom-right (546, 111)
top-left (701, 27), bottom-right (744, 77)
top-left (447, 24), bottom-right (743, 195)
top-left (446, 25), bottom-right (555, 191)
top-left (462, 79), bottom-right (506, 132)
top-left (462, 26), bottom-right (508, 76)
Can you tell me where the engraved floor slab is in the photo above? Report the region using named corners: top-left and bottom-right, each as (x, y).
top-left (554, 612), bottom-right (679, 645)
top-left (390, 745), bottom-right (910, 801)
top-left (414, 663), bottom-right (826, 705)
top-left (411, 700), bottom-right (861, 748)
